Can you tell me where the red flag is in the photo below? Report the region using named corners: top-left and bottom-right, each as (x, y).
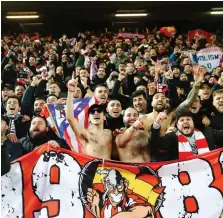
top-left (188, 29), bottom-right (211, 43)
top-left (159, 26), bottom-right (176, 38)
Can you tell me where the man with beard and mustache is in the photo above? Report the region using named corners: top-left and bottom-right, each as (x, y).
top-left (210, 89), bottom-right (223, 130)
top-left (94, 84), bottom-right (109, 105)
top-left (66, 79), bottom-right (112, 159)
top-left (115, 107), bottom-right (151, 162)
top-left (140, 68), bottom-right (204, 136)
top-left (14, 83), bottom-right (26, 100)
top-left (92, 67), bottom-right (107, 86)
top-left (33, 97), bottom-right (46, 116)
top-left (20, 116), bottom-right (69, 155)
top-left (104, 99), bottom-right (124, 132)
top-left (150, 111), bottom-right (223, 161)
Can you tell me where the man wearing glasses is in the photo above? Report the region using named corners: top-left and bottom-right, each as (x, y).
top-left (66, 79), bottom-right (112, 159)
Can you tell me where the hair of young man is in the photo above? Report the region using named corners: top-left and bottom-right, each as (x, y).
top-left (29, 55), bottom-right (36, 60)
top-left (6, 95), bottom-right (21, 107)
top-left (132, 90), bottom-right (147, 100)
top-left (115, 46), bottom-right (123, 52)
top-left (32, 115), bottom-right (48, 127)
top-left (213, 89), bottom-right (223, 97)
top-left (80, 67), bottom-right (88, 71)
top-left (152, 92), bottom-right (166, 100)
top-left (48, 82), bottom-right (61, 88)
top-left (47, 94), bottom-right (59, 99)
top-left (35, 97), bottom-right (46, 102)
top-left (94, 83), bottom-right (108, 91)
top-left (15, 83), bottom-right (26, 90)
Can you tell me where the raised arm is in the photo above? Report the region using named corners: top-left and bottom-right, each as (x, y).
top-left (150, 112), bottom-right (177, 151)
top-left (115, 120), bottom-right (143, 147)
top-left (176, 64), bottom-right (204, 116)
top-left (66, 79), bottom-right (88, 137)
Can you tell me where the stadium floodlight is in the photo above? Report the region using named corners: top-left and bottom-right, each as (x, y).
top-left (6, 15), bottom-right (39, 19)
top-left (115, 13), bottom-right (148, 17)
top-left (210, 11), bottom-right (223, 15)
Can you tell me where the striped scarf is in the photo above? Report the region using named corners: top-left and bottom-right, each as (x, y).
top-left (176, 129), bottom-right (210, 159)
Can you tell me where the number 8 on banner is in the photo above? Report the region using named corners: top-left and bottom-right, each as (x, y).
top-left (158, 159), bottom-right (223, 218)
top-left (32, 151), bottom-right (84, 218)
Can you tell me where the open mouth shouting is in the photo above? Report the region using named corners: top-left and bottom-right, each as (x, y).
top-left (157, 101), bottom-right (164, 108)
top-left (190, 105), bottom-right (198, 113)
top-left (112, 110), bottom-right (120, 117)
top-left (100, 96), bottom-right (106, 100)
top-left (182, 123), bottom-right (192, 134)
top-left (203, 91), bottom-right (210, 98)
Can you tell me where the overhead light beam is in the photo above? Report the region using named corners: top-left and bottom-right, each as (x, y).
top-left (115, 13), bottom-right (148, 17)
top-left (210, 11), bottom-right (223, 15)
top-left (6, 15), bottom-right (39, 19)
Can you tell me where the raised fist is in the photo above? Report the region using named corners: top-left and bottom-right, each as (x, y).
top-left (132, 119), bottom-right (144, 130)
top-left (67, 79), bottom-right (78, 93)
top-left (118, 70), bottom-right (126, 81)
top-left (87, 188), bottom-right (100, 206)
top-left (154, 112), bottom-right (167, 126)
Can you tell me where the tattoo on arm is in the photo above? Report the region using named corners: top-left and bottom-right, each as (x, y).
top-left (176, 82), bottom-right (200, 116)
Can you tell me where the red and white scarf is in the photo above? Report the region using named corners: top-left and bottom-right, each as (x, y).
top-left (176, 129), bottom-right (210, 159)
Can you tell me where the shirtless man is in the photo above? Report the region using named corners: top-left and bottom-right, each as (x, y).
top-left (66, 79), bottom-right (112, 159)
top-left (140, 65), bottom-right (205, 136)
top-left (115, 107), bottom-right (150, 162)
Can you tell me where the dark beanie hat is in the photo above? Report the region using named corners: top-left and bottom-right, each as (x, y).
top-left (176, 111), bottom-right (193, 123)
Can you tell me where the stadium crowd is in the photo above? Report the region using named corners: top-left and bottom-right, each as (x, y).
top-left (1, 27), bottom-right (223, 174)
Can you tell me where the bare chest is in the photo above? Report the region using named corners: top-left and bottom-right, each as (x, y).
top-left (144, 112), bottom-right (173, 134)
top-left (80, 130), bottom-right (112, 157)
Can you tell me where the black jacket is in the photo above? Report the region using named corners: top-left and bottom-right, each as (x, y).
top-left (104, 114), bottom-right (124, 132)
top-left (92, 75), bottom-right (107, 87)
top-left (150, 125), bottom-right (223, 161)
top-left (210, 108), bottom-right (223, 130)
top-left (1, 142), bottom-right (11, 176)
top-left (20, 130), bottom-right (70, 155)
top-left (167, 79), bottom-right (190, 109)
top-left (110, 80), bottom-right (131, 110)
top-left (201, 97), bottom-right (213, 118)
top-left (21, 85), bottom-right (36, 117)
top-left (3, 115), bottom-right (31, 139)
top-left (192, 111), bottom-right (206, 132)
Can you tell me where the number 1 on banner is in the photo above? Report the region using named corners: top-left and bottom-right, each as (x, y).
top-left (32, 151), bottom-right (84, 218)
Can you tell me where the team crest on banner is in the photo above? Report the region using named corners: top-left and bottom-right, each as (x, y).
top-left (79, 160), bottom-right (164, 218)
top-left (1, 145), bottom-right (223, 218)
